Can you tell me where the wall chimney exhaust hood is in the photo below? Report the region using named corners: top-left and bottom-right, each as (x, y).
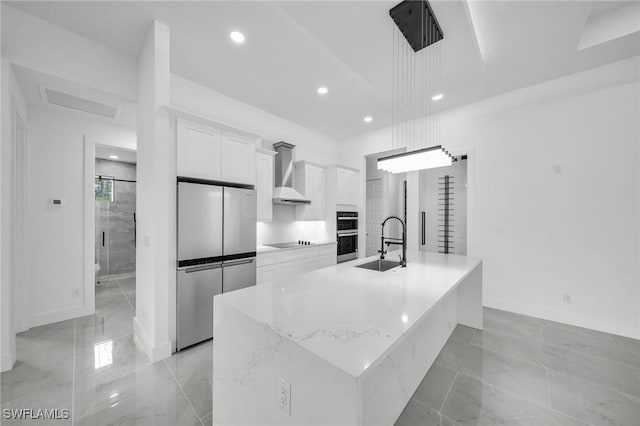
top-left (272, 142), bottom-right (311, 205)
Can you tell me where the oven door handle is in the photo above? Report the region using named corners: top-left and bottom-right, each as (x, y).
top-left (337, 232), bottom-right (358, 237)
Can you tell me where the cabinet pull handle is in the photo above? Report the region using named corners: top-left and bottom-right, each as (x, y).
top-left (421, 211), bottom-right (426, 246)
top-left (102, 231), bottom-right (105, 247)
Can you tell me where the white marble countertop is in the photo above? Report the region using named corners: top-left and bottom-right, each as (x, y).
top-left (256, 240), bottom-right (336, 254)
top-left (215, 251), bottom-right (481, 378)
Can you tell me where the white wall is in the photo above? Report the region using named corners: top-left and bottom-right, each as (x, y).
top-left (1, 5), bottom-right (137, 100)
top-left (340, 58), bottom-right (640, 339)
top-left (170, 74), bottom-right (340, 245)
top-left (27, 104), bottom-right (135, 327)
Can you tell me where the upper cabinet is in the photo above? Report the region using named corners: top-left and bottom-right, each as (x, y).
top-left (256, 149), bottom-right (276, 222)
top-left (294, 161), bottom-right (326, 221)
top-left (177, 120), bottom-right (221, 181)
top-left (177, 118), bottom-right (256, 185)
top-left (221, 131), bottom-right (256, 186)
top-left (335, 166), bottom-right (359, 206)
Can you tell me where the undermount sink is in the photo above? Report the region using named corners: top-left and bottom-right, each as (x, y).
top-left (356, 259), bottom-right (401, 272)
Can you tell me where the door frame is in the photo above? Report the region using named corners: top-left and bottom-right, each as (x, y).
top-left (82, 136), bottom-right (96, 314)
top-left (12, 107), bottom-right (29, 333)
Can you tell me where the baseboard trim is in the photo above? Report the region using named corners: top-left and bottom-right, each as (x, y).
top-left (30, 305), bottom-right (94, 329)
top-left (1, 351), bottom-right (15, 372)
top-left (133, 317), bottom-right (172, 363)
top-left (485, 297), bottom-right (640, 340)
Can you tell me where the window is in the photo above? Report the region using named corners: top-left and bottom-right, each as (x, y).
top-left (95, 176), bottom-right (114, 202)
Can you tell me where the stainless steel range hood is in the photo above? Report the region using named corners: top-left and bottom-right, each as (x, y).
top-left (272, 142), bottom-right (311, 205)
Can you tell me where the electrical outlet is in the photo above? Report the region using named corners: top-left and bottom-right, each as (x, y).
top-left (278, 377), bottom-right (291, 415)
top-left (553, 164), bottom-right (562, 175)
top-left (72, 288), bottom-right (81, 297)
top-left (562, 293), bottom-right (571, 303)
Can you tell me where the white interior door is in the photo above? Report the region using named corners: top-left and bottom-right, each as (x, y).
top-left (366, 179), bottom-right (383, 256)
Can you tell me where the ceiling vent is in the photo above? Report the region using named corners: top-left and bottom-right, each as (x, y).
top-left (40, 87), bottom-right (121, 119)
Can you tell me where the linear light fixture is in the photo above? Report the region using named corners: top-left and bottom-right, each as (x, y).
top-left (378, 145), bottom-right (453, 174)
top-left (381, 0), bottom-right (450, 174)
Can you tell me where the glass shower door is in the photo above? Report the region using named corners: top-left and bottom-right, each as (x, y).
top-left (95, 176), bottom-right (136, 280)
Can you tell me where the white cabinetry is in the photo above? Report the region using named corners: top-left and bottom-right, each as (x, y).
top-left (176, 118), bottom-right (256, 185)
top-left (221, 131), bottom-right (256, 185)
top-left (177, 120), bottom-right (221, 181)
top-left (256, 149), bottom-right (276, 222)
top-left (256, 244), bottom-right (337, 285)
top-left (294, 161), bottom-right (326, 221)
top-left (336, 167), bottom-right (359, 206)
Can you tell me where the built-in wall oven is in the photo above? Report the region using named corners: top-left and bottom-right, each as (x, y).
top-left (337, 211), bottom-right (358, 263)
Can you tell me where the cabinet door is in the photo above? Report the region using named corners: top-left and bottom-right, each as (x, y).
top-left (337, 168), bottom-right (358, 205)
top-left (316, 254), bottom-right (336, 270)
top-left (347, 171), bottom-right (359, 206)
top-left (279, 260), bottom-right (303, 282)
top-left (177, 120), bottom-right (221, 180)
top-left (296, 164), bottom-right (326, 221)
top-left (221, 132), bottom-right (256, 185)
top-left (256, 152), bottom-right (274, 222)
top-left (257, 265), bottom-right (277, 285)
top-left (309, 166), bottom-right (326, 220)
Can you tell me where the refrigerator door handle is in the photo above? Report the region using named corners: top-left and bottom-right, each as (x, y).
top-left (179, 263), bottom-right (223, 273)
top-left (223, 258), bottom-right (255, 267)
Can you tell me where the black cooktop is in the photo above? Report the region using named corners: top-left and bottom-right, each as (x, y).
top-left (264, 241), bottom-right (314, 249)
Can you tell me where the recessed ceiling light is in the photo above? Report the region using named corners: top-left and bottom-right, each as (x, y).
top-left (230, 31), bottom-right (245, 44)
top-left (109, 155), bottom-right (119, 159)
top-left (317, 87), bottom-right (328, 95)
top-left (363, 116), bottom-right (373, 123)
top-left (431, 93), bottom-right (444, 101)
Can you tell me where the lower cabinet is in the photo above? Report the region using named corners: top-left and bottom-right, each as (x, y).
top-left (256, 244), bottom-right (337, 285)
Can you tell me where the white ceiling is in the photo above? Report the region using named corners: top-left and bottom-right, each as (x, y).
top-left (96, 145), bottom-right (137, 164)
top-left (7, 1), bottom-right (639, 140)
top-left (12, 64), bottom-right (138, 129)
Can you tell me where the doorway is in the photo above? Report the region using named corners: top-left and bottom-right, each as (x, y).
top-left (365, 179), bottom-right (383, 256)
top-left (418, 157), bottom-right (468, 255)
top-left (94, 145), bottom-right (137, 310)
top-left (364, 149), bottom-right (407, 256)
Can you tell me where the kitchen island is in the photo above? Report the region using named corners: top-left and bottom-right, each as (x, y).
top-left (213, 251), bottom-right (482, 426)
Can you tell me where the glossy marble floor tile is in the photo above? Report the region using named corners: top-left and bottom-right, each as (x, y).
top-left (542, 323), bottom-right (640, 369)
top-left (548, 369), bottom-right (640, 426)
top-left (201, 411), bottom-right (212, 426)
top-left (473, 326), bottom-right (640, 399)
top-left (401, 308), bottom-right (639, 426)
top-left (395, 399), bottom-right (453, 426)
top-left (436, 335), bottom-right (550, 406)
top-left (0, 276), bottom-right (208, 425)
top-left (411, 362), bottom-right (457, 411)
top-left (440, 373), bottom-right (589, 426)
top-left (3, 282), bottom-right (638, 426)
top-left (163, 339), bottom-right (213, 418)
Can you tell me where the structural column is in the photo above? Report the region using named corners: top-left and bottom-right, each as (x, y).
top-left (134, 20), bottom-right (174, 362)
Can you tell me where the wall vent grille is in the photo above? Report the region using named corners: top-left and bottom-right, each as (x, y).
top-left (40, 87), bottom-right (120, 119)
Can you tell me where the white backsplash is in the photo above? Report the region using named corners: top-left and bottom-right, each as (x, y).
top-left (257, 220), bottom-right (329, 245)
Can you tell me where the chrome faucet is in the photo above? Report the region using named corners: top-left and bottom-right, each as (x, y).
top-left (379, 216), bottom-right (407, 267)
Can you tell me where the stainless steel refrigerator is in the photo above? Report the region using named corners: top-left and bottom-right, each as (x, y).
top-left (176, 178), bottom-right (257, 351)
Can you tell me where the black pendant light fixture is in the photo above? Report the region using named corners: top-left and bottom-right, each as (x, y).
top-left (378, 0), bottom-right (453, 174)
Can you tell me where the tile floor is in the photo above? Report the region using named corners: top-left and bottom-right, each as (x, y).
top-left (1, 277), bottom-right (638, 426)
top-left (1, 277), bottom-right (210, 426)
top-left (396, 308), bottom-right (640, 426)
